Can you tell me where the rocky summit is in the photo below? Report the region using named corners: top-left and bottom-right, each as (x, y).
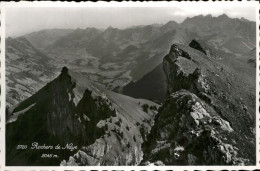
top-left (6, 67), bottom-right (159, 166)
top-left (141, 40), bottom-right (255, 165)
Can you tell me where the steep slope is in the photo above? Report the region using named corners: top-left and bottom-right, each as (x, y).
top-left (5, 37), bottom-right (56, 107)
top-left (119, 63), bottom-right (167, 103)
top-left (61, 70), bottom-right (159, 166)
top-left (24, 29), bottom-right (73, 50)
top-left (6, 67), bottom-right (88, 165)
top-left (142, 40), bottom-right (255, 165)
top-left (6, 67), bottom-right (159, 166)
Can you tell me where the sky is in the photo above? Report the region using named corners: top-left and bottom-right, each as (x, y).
top-left (4, 1), bottom-right (257, 37)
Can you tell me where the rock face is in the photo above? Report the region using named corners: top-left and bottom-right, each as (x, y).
top-left (61, 89), bottom-right (159, 166)
top-left (141, 40), bottom-right (255, 165)
top-left (142, 90), bottom-right (243, 165)
top-left (189, 39), bottom-right (218, 59)
top-left (6, 67), bottom-right (111, 165)
top-left (6, 67), bottom-right (159, 166)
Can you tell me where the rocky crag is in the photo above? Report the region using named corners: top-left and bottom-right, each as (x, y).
top-left (141, 39), bottom-right (255, 165)
top-left (6, 67), bottom-right (159, 166)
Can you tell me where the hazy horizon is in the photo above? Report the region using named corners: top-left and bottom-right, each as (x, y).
top-left (5, 4), bottom-right (257, 37)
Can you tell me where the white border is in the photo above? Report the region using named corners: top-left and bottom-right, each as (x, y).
top-left (256, 1), bottom-right (260, 168)
top-left (0, 1), bottom-right (259, 170)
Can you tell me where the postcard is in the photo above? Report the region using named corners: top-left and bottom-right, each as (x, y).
top-left (0, 1), bottom-right (259, 170)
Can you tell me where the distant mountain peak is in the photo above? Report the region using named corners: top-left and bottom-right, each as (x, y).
top-left (205, 14), bottom-right (213, 18)
top-left (161, 20), bottom-right (179, 32)
top-left (240, 17), bottom-right (250, 22)
top-left (106, 26), bottom-right (118, 30)
top-left (165, 20), bottom-right (178, 25)
top-left (183, 13), bottom-right (230, 23)
top-left (218, 13), bottom-right (229, 19)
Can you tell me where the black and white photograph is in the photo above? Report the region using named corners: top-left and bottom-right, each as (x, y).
top-left (1, 1), bottom-right (259, 168)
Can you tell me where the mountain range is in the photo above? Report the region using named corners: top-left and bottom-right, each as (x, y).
top-left (5, 14), bottom-right (256, 166)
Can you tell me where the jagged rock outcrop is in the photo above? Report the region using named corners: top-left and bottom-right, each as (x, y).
top-left (163, 44), bottom-right (199, 94)
top-left (6, 67), bottom-right (159, 166)
top-left (189, 39), bottom-right (217, 58)
top-left (6, 67), bottom-right (81, 165)
top-left (142, 90), bottom-right (246, 165)
top-left (61, 89), bottom-right (159, 166)
top-left (142, 40), bottom-right (255, 165)
top-left (6, 67), bottom-right (117, 165)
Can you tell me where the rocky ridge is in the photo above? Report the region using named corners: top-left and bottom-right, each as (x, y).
top-left (141, 39), bottom-right (255, 165)
top-left (6, 67), bottom-right (159, 166)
